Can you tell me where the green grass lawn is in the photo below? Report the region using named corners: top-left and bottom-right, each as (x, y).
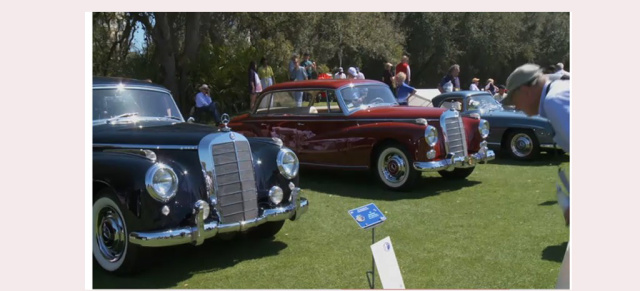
top-left (93, 153), bottom-right (569, 289)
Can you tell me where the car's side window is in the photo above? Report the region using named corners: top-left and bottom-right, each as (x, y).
top-left (254, 93), bottom-right (272, 115)
top-left (268, 89), bottom-right (331, 116)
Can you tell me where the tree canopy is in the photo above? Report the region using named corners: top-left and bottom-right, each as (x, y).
top-left (93, 12), bottom-right (569, 115)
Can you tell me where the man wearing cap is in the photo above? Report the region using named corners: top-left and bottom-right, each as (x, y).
top-left (334, 67), bottom-right (346, 79)
top-left (493, 85), bottom-right (507, 102)
top-left (347, 67), bottom-right (358, 79)
top-left (503, 63), bottom-right (570, 289)
top-left (191, 84), bottom-right (221, 125)
top-left (503, 64), bottom-right (569, 152)
top-left (469, 78), bottom-right (480, 91)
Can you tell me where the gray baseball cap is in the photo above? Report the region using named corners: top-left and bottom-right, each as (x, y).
top-left (503, 64), bottom-right (543, 105)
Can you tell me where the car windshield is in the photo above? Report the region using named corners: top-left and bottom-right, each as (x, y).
top-left (93, 88), bottom-right (183, 123)
top-left (340, 84), bottom-right (398, 113)
top-left (467, 94), bottom-right (503, 112)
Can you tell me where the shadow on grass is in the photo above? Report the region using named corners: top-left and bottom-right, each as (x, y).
top-left (539, 200), bottom-right (558, 206)
top-left (490, 151), bottom-right (569, 167)
top-left (541, 241), bottom-right (568, 263)
top-left (93, 237), bottom-right (287, 289)
top-left (299, 168), bottom-right (481, 201)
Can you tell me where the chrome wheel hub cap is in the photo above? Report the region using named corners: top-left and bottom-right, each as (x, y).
top-left (95, 207), bottom-right (126, 262)
top-left (511, 133), bottom-right (533, 157)
top-left (381, 153), bottom-right (407, 184)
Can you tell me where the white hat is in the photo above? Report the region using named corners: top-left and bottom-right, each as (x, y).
top-left (347, 67), bottom-right (357, 77)
top-left (199, 84), bottom-right (210, 90)
top-left (556, 62), bottom-right (564, 70)
top-left (339, 67), bottom-right (344, 72)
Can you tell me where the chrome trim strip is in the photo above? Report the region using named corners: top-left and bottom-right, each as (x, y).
top-left (243, 118), bottom-right (440, 123)
top-left (300, 162), bottom-right (369, 170)
top-left (413, 149), bottom-right (495, 172)
top-left (93, 86), bottom-right (171, 94)
top-left (103, 149), bottom-right (157, 161)
top-left (94, 143), bottom-right (197, 150)
top-left (129, 188), bottom-right (309, 247)
top-left (540, 143), bottom-right (557, 149)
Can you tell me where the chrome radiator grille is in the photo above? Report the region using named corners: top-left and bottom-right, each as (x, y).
top-left (442, 113), bottom-right (468, 157)
top-left (211, 140), bottom-right (259, 223)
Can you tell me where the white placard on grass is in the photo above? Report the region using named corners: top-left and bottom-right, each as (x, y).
top-left (371, 236), bottom-right (405, 289)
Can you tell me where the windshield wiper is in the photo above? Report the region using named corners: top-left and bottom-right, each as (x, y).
top-left (107, 112), bottom-right (139, 123)
top-left (163, 116), bottom-right (182, 121)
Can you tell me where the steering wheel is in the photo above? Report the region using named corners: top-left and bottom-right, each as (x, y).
top-left (370, 97), bottom-right (384, 104)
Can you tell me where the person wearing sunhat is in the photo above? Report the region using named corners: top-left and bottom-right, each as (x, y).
top-left (190, 84), bottom-right (221, 125)
top-left (503, 63), bottom-right (570, 288)
top-left (469, 78), bottom-right (480, 91)
top-left (347, 67), bottom-right (358, 79)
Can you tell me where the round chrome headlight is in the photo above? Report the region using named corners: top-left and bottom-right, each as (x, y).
top-left (424, 125), bottom-right (438, 147)
top-left (145, 163), bottom-right (179, 202)
top-left (268, 186), bottom-right (284, 205)
top-left (478, 119), bottom-right (490, 139)
top-left (277, 148), bottom-right (299, 179)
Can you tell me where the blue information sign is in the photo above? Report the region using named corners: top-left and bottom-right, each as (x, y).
top-left (348, 203), bottom-right (387, 229)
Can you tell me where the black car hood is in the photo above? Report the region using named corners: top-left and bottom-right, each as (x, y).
top-left (93, 120), bottom-right (220, 145)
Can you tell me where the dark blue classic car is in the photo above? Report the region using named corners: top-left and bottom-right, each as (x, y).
top-left (431, 91), bottom-right (557, 160)
top-left (92, 77), bottom-right (308, 273)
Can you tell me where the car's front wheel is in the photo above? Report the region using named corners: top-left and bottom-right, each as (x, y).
top-left (505, 129), bottom-right (540, 160)
top-left (93, 190), bottom-right (141, 274)
top-left (375, 143), bottom-right (419, 191)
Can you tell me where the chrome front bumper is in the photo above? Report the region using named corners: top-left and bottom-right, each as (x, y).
top-left (129, 187), bottom-right (309, 247)
top-left (413, 147), bottom-right (495, 172)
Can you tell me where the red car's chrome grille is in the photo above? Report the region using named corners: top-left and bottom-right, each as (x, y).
top-left (442, 114), bottom-right (468, 157)
top-left (211, 141), bottom-right (258, 223)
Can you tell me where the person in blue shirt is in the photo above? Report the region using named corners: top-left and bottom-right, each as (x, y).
top-left (502, 63), bottom-right (570, 289)
top-left (394, 72), bottom-right (416, 105)
top-left (437, 64), bottom-right (461, 93)
top-left (190, 84), bottom-right (221, 125)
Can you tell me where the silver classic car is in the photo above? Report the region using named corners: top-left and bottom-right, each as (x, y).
top-left (431, 91), bottom-right (558, 160)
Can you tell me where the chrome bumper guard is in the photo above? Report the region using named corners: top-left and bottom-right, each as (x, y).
top-left (413, 147), bottom-right (495, 172)
top-left (129, 187), bottom-right (308, 247)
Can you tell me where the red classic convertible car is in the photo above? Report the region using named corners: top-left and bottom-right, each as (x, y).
top-left (230, 79), bottom-right (495, 191)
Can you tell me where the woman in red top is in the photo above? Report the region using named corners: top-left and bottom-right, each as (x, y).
top-left (395, 55), bottom-right (411, 85)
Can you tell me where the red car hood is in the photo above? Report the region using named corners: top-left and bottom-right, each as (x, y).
top-left (349, 106), bottom-right (448, 119)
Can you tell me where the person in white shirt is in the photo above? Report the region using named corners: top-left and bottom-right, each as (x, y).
top-left (356, 67), bottom-right (365, 79)
top-left (469, 78), bottom-right (480, 91)
top-left (334, 67), bottom-right (346, 79)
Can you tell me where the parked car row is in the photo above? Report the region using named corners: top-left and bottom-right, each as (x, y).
top-left (91, 77), bottom-right (557, 274)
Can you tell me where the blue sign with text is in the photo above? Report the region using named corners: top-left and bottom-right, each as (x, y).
top-left (349, 203), bottom-right (387, 229)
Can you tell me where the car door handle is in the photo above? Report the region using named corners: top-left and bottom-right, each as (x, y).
top-left (297, 122), bottom-right (305, 126)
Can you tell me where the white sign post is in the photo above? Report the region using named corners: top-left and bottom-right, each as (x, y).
top-left (370, 236), bottom-right (405, 289)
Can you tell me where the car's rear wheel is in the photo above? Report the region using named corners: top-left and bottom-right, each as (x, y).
top-left (375, 143), bottom-right (419, 191)
top-left (505, 129), bottom-right (540, 160)
top-left (93, 189), bottom-right (141, 274)
top-left (438, 167), bottom-right (475, 179)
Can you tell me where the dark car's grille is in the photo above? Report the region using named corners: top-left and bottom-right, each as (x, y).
top-left (441, 112), bottom-right (468, 157)
top-left (211, 140), bottom-right (259, 223)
